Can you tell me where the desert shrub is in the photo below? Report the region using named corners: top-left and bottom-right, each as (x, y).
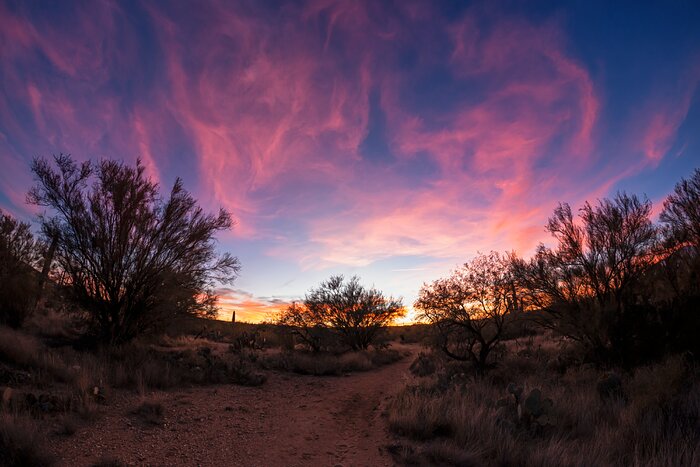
top-left (660, 167), bottom-right (700, 249)
top-left (643, 198), bottom-right (700, 359)
top-left (230, 330), bottom-right (266, 352)
top-left (416, 252), bottom-right (523, 373)
top-left (383, 323), bottom-right (432, 344)
top-left (0, 413), bottom-right (54, 467)
top-left (29, 155), bottom-right (240, 344)
top-left (0, 210), bottom-right (40, 329)
top-left (276, 275), bottom-right (404, 351)
top-left (512, 194), bottom-right (658, 365)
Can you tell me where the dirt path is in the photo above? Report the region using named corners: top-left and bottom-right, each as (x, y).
top-left (49, 345), bottom-right (418, 466)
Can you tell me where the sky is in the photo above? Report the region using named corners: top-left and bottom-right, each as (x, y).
top-left (1, 0), bottom-right (699, 323)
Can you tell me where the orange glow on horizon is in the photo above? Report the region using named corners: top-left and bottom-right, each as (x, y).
top-left (215, 298), bottom-right (422, 325)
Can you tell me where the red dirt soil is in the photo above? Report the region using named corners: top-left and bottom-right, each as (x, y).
top-left (48, 345), bottom-right (418, 466)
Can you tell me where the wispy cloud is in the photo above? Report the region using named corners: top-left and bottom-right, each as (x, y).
top-left (1, 1), bottom-right (698, 322)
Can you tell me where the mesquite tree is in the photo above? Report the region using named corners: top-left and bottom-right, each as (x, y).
top-left (416, 252), bottom-right (522, 373)
top-left (661, 168), bottom-right (700, 250)
top-left (277, 275), bottom-right (404, 351)
top-left (28, 154), bottom-right (240, 343)
top-left (511, 193), bottom-right (657, 362)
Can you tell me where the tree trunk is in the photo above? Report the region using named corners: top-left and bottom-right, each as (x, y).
top-left (35, 233), bottom-right (58, 308)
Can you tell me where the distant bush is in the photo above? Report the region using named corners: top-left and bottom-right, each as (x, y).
top-left (276, 275), bottom-right (404, 351)
top-left (383, 323), bottom-right (432, 344)
top-left (229, 330), bottom-right (266, 352)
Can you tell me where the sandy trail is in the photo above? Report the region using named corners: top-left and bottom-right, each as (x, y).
top-left (49, 345), bottom-right (417, 466)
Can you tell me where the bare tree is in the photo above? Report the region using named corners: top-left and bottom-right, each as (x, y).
top-left (0, 210), bottom-right (41, 327)
top-left (512, 193), bottom-right (657, 361)
top-left (28, 154), bottom-right (240, 343)
top-left (415, 252), bottom-right (522, 373)
top-left (660, 168), bottom-right (700, 250)
top-left (277, 275), bottom-right (404, 351)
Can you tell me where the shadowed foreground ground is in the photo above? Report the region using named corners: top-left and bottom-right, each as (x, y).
top-left (48, 345), bottom-right (418, 466)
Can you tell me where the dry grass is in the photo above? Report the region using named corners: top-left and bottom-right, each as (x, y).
top-left (23, 305), bottom-right (80, 341)
top-left (0, 325), bottom-right (74, 384)
top-left (0, 413), bottom-right (55, 467)
top-left (51, 339), bottom-right (267, 391)
top-left (260, 348), bottom-right (404, 376)
top-left (109, 343), bottom-right (267, 388)
top-left (388, 345), bottom-right (700, 466)
top-left (0, 324), bottom-right (265, 440)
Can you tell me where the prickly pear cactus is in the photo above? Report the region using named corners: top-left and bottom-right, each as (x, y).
top-left (520, 388), bottom-right (554, 427)
top-left (498, 384), bottom-right (556, 432)
top-left (507, 382), bottom-right (523, 402)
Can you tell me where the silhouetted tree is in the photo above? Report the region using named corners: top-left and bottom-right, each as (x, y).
top-left (660, 168), bottom-right (700, 250)
top-left (512, 193), bottom-right (657, 363)
top-left (653, 168), bottom-right (700, 356)
top-left (277, 275), bottom-right (404, 351)
top-left (656, 168), bottom-right (700, 300)
top-left (28, 154), bottom-right (240, 343)
top-left (0, 209), bottom-right (41, 327)
top-left (415, 252), bottom-right (522, 373)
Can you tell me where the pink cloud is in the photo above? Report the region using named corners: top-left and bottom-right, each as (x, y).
top-left (144, 1), bottom-right (376, 236)
top-left (631, 61), bottom-right (700, 164)
top-left (1, 0), bottom-right (695, 285)
top-left (286, 8), bottom-right (603, 267)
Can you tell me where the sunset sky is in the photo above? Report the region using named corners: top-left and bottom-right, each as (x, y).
top-left (1, 1), bottom-right (699, 322)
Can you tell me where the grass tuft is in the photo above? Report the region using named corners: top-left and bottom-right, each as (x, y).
top-left (0, 413), bottom-right (55, 467)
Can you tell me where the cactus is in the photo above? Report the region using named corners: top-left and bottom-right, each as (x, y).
top-left (521, 388), bottom-right (553, 419)
top-left (507, 382), bottom-right (523, 402)
top-left (500, 384), bottom-right (555, 431)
